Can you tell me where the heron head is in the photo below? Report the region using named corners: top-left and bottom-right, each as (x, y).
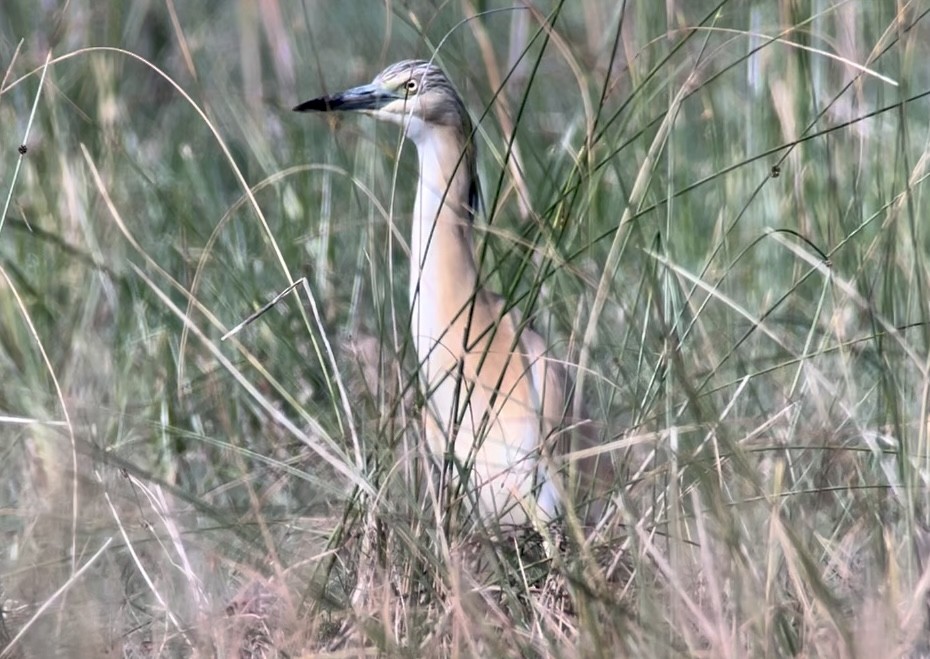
top-left (294, 59), bottom-right (470, 143)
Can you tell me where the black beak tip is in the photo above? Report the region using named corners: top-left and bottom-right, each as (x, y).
top-left (293, 97), bottom-right (331, 113)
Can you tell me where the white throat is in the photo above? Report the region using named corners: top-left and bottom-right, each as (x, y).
top-left (406, 125), bottom-right (476, 363)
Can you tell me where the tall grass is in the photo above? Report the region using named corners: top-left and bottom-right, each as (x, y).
top-left (1, 0), bottom-right (929, 656)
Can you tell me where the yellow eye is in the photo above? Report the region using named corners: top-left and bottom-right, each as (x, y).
top-left (404, 79), bottom-right (418, 94)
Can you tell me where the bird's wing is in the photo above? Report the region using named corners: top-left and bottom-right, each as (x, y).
top-left (489, 294), bottom-right (616, 526)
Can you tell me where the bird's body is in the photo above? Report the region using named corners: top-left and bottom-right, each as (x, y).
top-left (402, 94), bottom-right (561, 526)
top-left (295, 60), bottom-right (605, 528)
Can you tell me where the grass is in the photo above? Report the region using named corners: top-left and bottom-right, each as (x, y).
top-left (2, 0), bottom-right (930, 656)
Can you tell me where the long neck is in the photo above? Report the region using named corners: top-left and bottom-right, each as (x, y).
top-left (408, 126), bottom-right (479, 349)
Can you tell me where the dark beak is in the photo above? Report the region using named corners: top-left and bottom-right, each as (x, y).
top-left (293, 83), bottom-right (394, 113)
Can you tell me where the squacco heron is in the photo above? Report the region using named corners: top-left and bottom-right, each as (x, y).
top-left (295, 59), bottom-right (606, 529)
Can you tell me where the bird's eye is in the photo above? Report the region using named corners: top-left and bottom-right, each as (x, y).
top-left (404, 79), bottom-right (418, 94)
